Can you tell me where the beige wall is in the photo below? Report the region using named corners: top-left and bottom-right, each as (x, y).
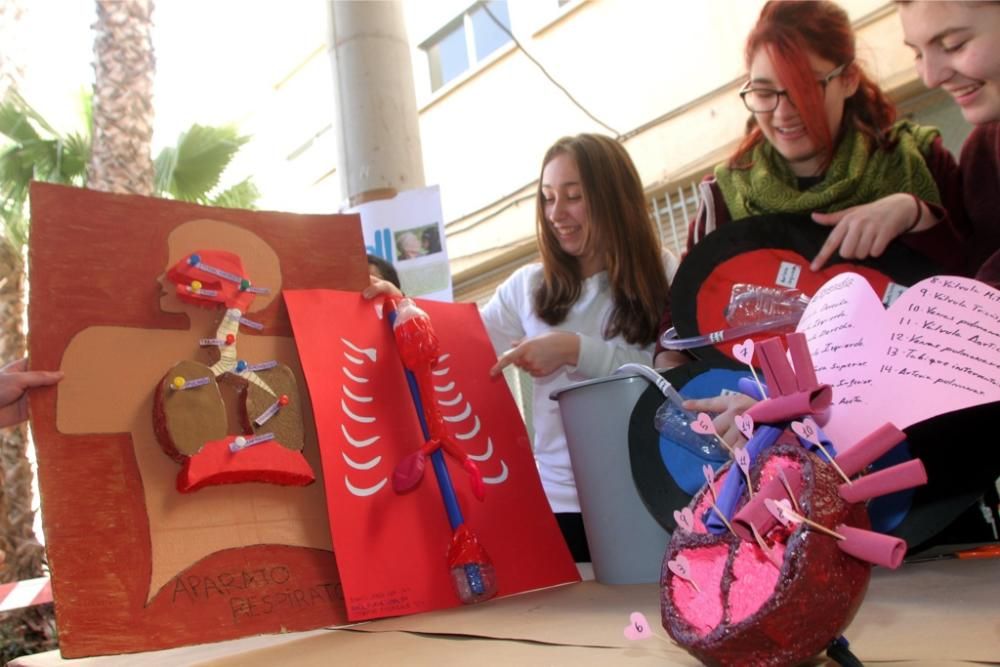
top-left (403, 0), bottom-right (950, 300)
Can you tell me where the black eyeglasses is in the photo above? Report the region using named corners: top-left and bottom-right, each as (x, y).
top-left (739, 63), bottom-right (848, 113)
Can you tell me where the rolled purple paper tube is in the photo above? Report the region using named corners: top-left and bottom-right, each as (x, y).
top-left (757, 337), bottom-right (796, 395)
top-left (836, 524), bottom-right (907, 569)
top-left (786, 333), bottom-right (818, 391)
top-left (833, 423), bottom-right (907, 478)
top-left (706, 424), bottom-right (783, 534)
top-left (732, 468), bottom-right (803, 540)
top-left (839, 458), bottom-right (927, 504)
top-left (737, 377), bottom-right (767, 401)
top-left (745, 386), bottom-right (832, 424)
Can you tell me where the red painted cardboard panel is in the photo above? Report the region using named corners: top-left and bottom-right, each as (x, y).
top-left (27, 183), bottom-right (367, 657)
top-left (284, 290), bottom-right (580, 620)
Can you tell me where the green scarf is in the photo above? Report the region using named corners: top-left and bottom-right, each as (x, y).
top-left (715, 120), bottom-right (942, 219)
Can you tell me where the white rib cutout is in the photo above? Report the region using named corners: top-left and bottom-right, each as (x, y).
top-left (343, 386), bottom-right (373, 403)
top-left (442, 402), bottom-right (472, 422)
top-left (454, 416), bottom-right (481, 440)
top-left (438, 392), bottom-right (464, 407)
top-left (434, 381), bottom-right (456, 392)
top-left (341, 337), bottom-right (377, 362)
top-left (342, 451), bottom-right (382, 470)
top-left (342, 366), bottom-right (368, 383)
top-left (342, 399), bottom-right (375, 423)
top-left (344, 353), bottom-right (364, 366)
top-left (340, 424), bottom-right (379, 447)
top-left (467, 437), bottom-right (493, 461)
top-left (432, 367), bottom-right (449, 376)
top-left (482, 461), bottom-right (509, 484)
top-left (345, 476), bottom-right (387, 497)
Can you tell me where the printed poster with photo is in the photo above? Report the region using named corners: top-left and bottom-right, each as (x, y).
top-left (349, 185), bottom-right (453, 302)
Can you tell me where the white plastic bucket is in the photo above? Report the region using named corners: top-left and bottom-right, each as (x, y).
top-left (551, 373), bottom-right (669, 584)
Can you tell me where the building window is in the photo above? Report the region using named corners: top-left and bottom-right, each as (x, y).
top-left (422, 1), bottom-right (512, 93)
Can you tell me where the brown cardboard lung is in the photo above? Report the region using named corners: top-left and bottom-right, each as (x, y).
top-left (27, 183), bottom-right (368, 657)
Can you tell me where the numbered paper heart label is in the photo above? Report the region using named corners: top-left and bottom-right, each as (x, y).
top-left (667, 554), bottom-right (693, 580)
top-left (735, 447), bottom-right (751, 474)
top-left (691, 412), bottom-right (717, 435)
top-left (732, 338), bottom-right (755, 365)
top-left (791, 418), bottom-right (821, 446)
top-left (735, 413), bottom-right (754, 440)
top-left (623, 611), bottom-right (652, 641)
top-left (673, 507), bottom-right (695, 533)
top-left (765, 498), bottom-right (799, 526)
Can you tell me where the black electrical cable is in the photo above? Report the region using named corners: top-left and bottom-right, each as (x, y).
top-left (480, 2), bottom-right (622, 138)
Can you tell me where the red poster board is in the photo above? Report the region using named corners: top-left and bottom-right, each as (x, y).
top-left (284, 290), bottom-right (580, 620)
top-left (27, 183), bottom-right (367, 657)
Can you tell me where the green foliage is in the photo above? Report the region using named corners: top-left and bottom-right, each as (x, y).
top-left (0, 91), bottom-right (90, 249)
top-left (154, 123), bottom-right (256, 207)
top-left (0, 90), bottom-right (259, 253)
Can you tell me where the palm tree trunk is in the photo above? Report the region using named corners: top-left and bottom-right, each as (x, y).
top-left (88, 0), bottom-right (156, 195)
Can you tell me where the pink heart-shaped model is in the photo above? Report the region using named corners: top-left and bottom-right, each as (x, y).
top-left (735, 413), bottom-right (755, 440)
top-left (624, 611), bottom-right (653, 641)
top-left (732, 338), bottom-right (755, 365)
top-left (798, 273), bottom-right (1000, 447)
top-left (661, 443), bottom-right (870, 667)
top-left (691, 412), bottom-right (717, 435)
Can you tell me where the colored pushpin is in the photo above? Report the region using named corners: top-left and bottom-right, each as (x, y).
top-left (171, 376), bottom-right (210, 391)
top-left (254, 394), bottom-right (290, 426)
top-left (239, 278), bottom-right (251, 291)
top-left (191, 280), bottom-right (202, 291)
top-left (235, 360), bottom-right (248, 374)
top-left (225, 333), bottom-right (235, 346)
top-left (187, 253), bottom-right (201, 266)
top-left (229, 432), bottom-right (275, 453)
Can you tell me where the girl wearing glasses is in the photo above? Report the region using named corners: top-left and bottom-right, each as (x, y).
top-left (898, 1), bottom-right (1000, 288)
top-left (655, 0), bottom-right (966, 430)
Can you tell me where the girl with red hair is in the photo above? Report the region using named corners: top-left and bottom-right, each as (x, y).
top-left (655, 0), bottom-right (965, 369)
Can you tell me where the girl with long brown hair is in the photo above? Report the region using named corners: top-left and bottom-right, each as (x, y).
top-left (366, 133), bottom-right (684, 560)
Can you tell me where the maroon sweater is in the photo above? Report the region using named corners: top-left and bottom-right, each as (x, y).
top-left (959, 122), bottom-right (1000, 288)
top-left (656, 136), bottom-right (967, 352)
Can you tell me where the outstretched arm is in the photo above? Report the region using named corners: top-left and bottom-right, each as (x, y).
top-left (0, 358), bottom-right (63, 428)
top-left (810, 192), bottom-right (931, 271)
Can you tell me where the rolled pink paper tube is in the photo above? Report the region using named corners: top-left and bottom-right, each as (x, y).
top-left (786, 333), bottom-right (818, 392)
top-left (839, 459), bottom-right (927, 504)
top-left (758, 337), bottom-right (796, 395)
top-left (834, 423), bottom-right (906, 478)
top-left (745, 386), bottom-right (833, 424)
top-left (836, 524), bottom-right (907, 569)
top-left (732, 469), bottom-right (803, 540)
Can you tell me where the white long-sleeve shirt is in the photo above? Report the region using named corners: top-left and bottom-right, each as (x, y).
top-left (479, 253), bottom-right (677, 513)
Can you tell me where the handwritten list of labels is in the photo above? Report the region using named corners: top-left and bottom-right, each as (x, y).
top-left (797, 273), bottom-right (1000, 448)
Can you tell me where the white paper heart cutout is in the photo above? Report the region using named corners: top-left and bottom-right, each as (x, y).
top-left (796, 273), bottom-right (1000, 449)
